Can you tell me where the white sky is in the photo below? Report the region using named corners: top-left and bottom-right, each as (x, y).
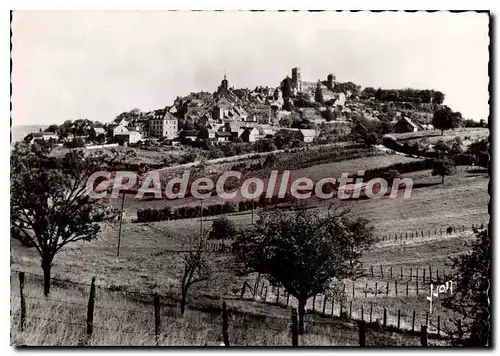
top-left (11, 11), bottom-right (490, 126)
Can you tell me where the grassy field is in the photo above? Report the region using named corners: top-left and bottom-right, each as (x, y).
top-left (111, 152), bottom-right (423, 215)
top-left (10, 269), bottom-right (447, 346)
top-left (389, 128), bottom-right (489, 151)
top-left (10, 142), bottom-right (488, 346)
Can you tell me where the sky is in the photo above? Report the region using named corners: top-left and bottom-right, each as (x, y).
top-left (11, 11), bottom-right (490, 126)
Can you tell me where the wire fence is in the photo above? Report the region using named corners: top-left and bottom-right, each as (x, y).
top-left (240, 276), bottom-right (466, 341)
top-left (11, 269), bottom-right (459, 346)
top-left (197, 221), bottom-right (487, 255)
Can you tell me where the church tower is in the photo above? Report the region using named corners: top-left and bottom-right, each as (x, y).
top-left (291, 67), bottom-right (302, 93)
top-left (221, 74), bottom-right (229, 91)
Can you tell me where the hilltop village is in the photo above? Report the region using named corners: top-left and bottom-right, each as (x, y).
top-left (24, 66), bottom-right (483, 158)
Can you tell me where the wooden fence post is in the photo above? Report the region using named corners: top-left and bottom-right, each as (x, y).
top-left (425, 311), bottom-right (429, 327)
top-left (406, 281), bottom-right (409, 296)
top-left (222, 301), bottom-right (230, 346)
top-left (154, 294), bottom-right (161, 346)
top-left (395, 281), bottom-right (398, 296)
top-left (375, 282), bottom-right (378, 298)
top-left (416, 268), bottom-right (419, 282)
top-left (412, 310), bottom-right (416, 332)
top-left (383, 308), bottom-right (387, 327)
top-left (253, 273), bottom-right (260, 299)
top-left (359, 321), bottom-right (366, 347)
top-left (352, 283), bottom-right (355, 299)
top-left (240, 281), bottom-right (246, 299)
top-left (312, 294), bottom-right (316, 311)
top-left (370, 302), bottom-right (373, 323)
top-left (380, 265), bottom-right (384, 278)
top-left (421, 325), bottom-right (428, 346)
top-left (397, 309), bottom-right (401, 329)
top-left (365, 283), bottom-right (368, 298)
top-left (416, 280), bottom-right (419, 295)
top-left (86, 277), bottom-right (96, 336)
top-left (286, 291), bottom-right (289, 307)
top-left (260, 281), bottom-right (265, 296)
top-left (361, 305), bottom-right (364, 321)
top-left (390, 266), bottom-right (393, 279)
top-left (19, 272), bottom-right (26, 332)
top-left (437, 315), bottom-right (441, 337)
top-left (349, 300), bottom-right (353, 319)
top-left (322, 296), bottom-right (327, 316)
top-left (423, 269), bottom-right (426, 283)
top-left (291, 308), bottom-right (298, 347)
top-left (410, 267), bottom-right (412, 281)
top-left (429, 265), bottom-right (432, 282)
top-left (400, 266), bottom-right (403, 280)
top-left (386, 281), bottom-right (389, 296)
top-left (331, 298), bottom-right (335, 317)
top-left (371, 265), bottom-right (374, 277)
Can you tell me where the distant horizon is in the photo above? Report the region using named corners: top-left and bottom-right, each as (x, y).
top-left (11, 11), bottom-right (489, 126)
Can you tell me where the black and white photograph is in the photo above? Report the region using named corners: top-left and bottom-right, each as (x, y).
top-left (9, 9), bottom-right (491, 347)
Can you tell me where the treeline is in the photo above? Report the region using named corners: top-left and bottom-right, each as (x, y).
top-left (383, 137), bottom-right (488, 167)
top-left (136, 194), bottom-right (298, 223)
top-left (362, 88), bottom-right (445, 104)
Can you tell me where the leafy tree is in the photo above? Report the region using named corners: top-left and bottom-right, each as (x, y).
top-left (432, 91), bottom-right (445, 105)
top-left (361, 87), bottom-right (377, 98)
top-left (442, 228), bottom-right (490, 346)
top-left (209, 216), bottom-right (237, 245)
top-left (364, 133), bottom-right (380, 147)
top-left (58, 120), bottom-right (73, 139)
top-left (180, 234), bottom-right (211, 315)
top-left (467, 138), bottom-right (489, 156)
top-left (434, 139), bottom-right (451, 155)
top-left (233, 207), bottom-right (375, 333)
top-left (10, 143), bottom-right (126, 295)
top-left (279, 116), bottom-right (292, 128)
top-left (45, 124), bottom-right (60, 134)
top-left (432, 106), bottom-right (463, 135)
top-left (95, 134), bottom-right (106, 145)
top-left (432, 157), bottom-right (456, 184)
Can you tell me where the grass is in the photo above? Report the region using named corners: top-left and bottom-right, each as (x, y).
top-left (10, 271), bottom-right (446, 346)
top-left (11, 151), bottom-right (488, 346)
top-left (389, 128), bottom-right (489, 142)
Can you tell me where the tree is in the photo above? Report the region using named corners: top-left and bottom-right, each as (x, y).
top-left (180, 235), bottom-right (211, 315)
top-left (233, 207), bottom-right (375, 333)
top-left (58, 120), bottom-right (73, 139)
top-left (432, 157), bottom-right (456, 183)
top-left (45, 124), bottom-right (59, 134)
top-left (314, 81), bottom-right (324, 103)
top-left (364, 133), bottom-right (380, 147)
top-left (432, 106), bottom-right (463, 135)
top-left (209, 216), bottom-right (237, 245)
top-left (442, 228), bottom-right (490, 346)
top-left (432, 91), bottom-right (445, 105)
top-left (95, 133), bottom-right (106, 145)
top-left (10, 143), bottom-right (125, 295)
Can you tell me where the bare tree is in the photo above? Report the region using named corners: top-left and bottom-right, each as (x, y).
top-left (180, 234), bottom-right (211, 315)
